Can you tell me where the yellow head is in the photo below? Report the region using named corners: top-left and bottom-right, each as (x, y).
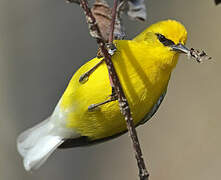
top-left (133, 19), bottom-right (188, 68)
top-left (134, 19), bottom-right (187, 45)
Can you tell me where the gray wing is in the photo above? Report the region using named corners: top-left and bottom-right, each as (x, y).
top-left (138, 90), bottom-right (167, 125)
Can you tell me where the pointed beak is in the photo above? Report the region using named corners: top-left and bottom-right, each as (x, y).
top-left (171, 43), bottom-right (190, 54)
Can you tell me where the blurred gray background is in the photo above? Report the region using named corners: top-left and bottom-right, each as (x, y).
top-left (0, 0), bottom-right (221, 179)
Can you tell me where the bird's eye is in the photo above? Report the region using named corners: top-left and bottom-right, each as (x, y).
top-left (156, 33), bottom-right (175, 46)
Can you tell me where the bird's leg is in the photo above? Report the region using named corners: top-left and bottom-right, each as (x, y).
top-left (79, 59), bottom-right (104, 84)
top-left (79, 43), bottom-right (117, 84)
top-left (88, 90), bottom-right (118, 111)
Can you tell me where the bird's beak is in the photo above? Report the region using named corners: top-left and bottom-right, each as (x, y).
top-left (171, 43), bottom-right (190, 54)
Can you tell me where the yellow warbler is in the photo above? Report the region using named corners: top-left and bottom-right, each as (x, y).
top-left (17, 19), bottom-right (188, 171)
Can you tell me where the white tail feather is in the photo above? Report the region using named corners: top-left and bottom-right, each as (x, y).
top-left (23, 135), bottom-right (63, 171)
top-left (17, 118), bottom-right (51, 157)
top-left (17, 118), bottom-right (64, 171)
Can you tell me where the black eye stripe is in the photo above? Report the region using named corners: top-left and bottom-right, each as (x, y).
top-left (156, 33), bottom-right (175, 46)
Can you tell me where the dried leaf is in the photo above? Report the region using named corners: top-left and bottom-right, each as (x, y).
top-left (91, 0), bottom-right (111, 41)
top-left (91, 0), bottom-right (125, 42)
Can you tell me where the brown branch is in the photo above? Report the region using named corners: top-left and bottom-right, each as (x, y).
top-left (107, 1), bottom-right (149, 179)
top-left (69, 0), bottom-right (149, 179)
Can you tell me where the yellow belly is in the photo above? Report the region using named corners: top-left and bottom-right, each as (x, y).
top-left (60, 40), bottom-right (175, 140)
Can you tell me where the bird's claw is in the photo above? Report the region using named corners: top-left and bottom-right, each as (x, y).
top-left (106, 43), bottom-right (117, 56)
top-left (88, 93), bottom-right (118, 111)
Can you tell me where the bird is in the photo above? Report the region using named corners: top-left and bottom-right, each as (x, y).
top-left (17, 19), bottom-right (188, 171)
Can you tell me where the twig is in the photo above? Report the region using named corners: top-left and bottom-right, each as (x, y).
top-left (108, 0), bottom-right (149, 179)
top-left (108, 0), bottom-right (118, 43)
top-left (188, 48), bottom-right (211, 63)
top-left (77, 0), bottom-right (149, 179)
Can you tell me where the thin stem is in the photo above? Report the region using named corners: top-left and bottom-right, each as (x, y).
top-left (108, 0), bottom-right (118, 43)
top-left (79, 0), bottom-right (149, 179)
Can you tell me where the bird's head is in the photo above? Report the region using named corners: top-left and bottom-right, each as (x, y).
top-left (134, 19), bottom-right (187, 47)
top-left (134, 20), bottom-right (189, 67)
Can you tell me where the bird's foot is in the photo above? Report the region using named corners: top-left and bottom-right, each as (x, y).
top-left (106, 43), bottom-right (117, 56)
top-left (88, 91), bottom-right (118, 111)
top-left (79, 60), bottom-right (104, 84)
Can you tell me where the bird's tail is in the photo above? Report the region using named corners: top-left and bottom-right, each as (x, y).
top-left (17, 117), bottom-right (64, 171)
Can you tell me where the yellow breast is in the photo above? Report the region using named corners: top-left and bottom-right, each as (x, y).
top-left (60, 40), bottom-right (178, 140)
